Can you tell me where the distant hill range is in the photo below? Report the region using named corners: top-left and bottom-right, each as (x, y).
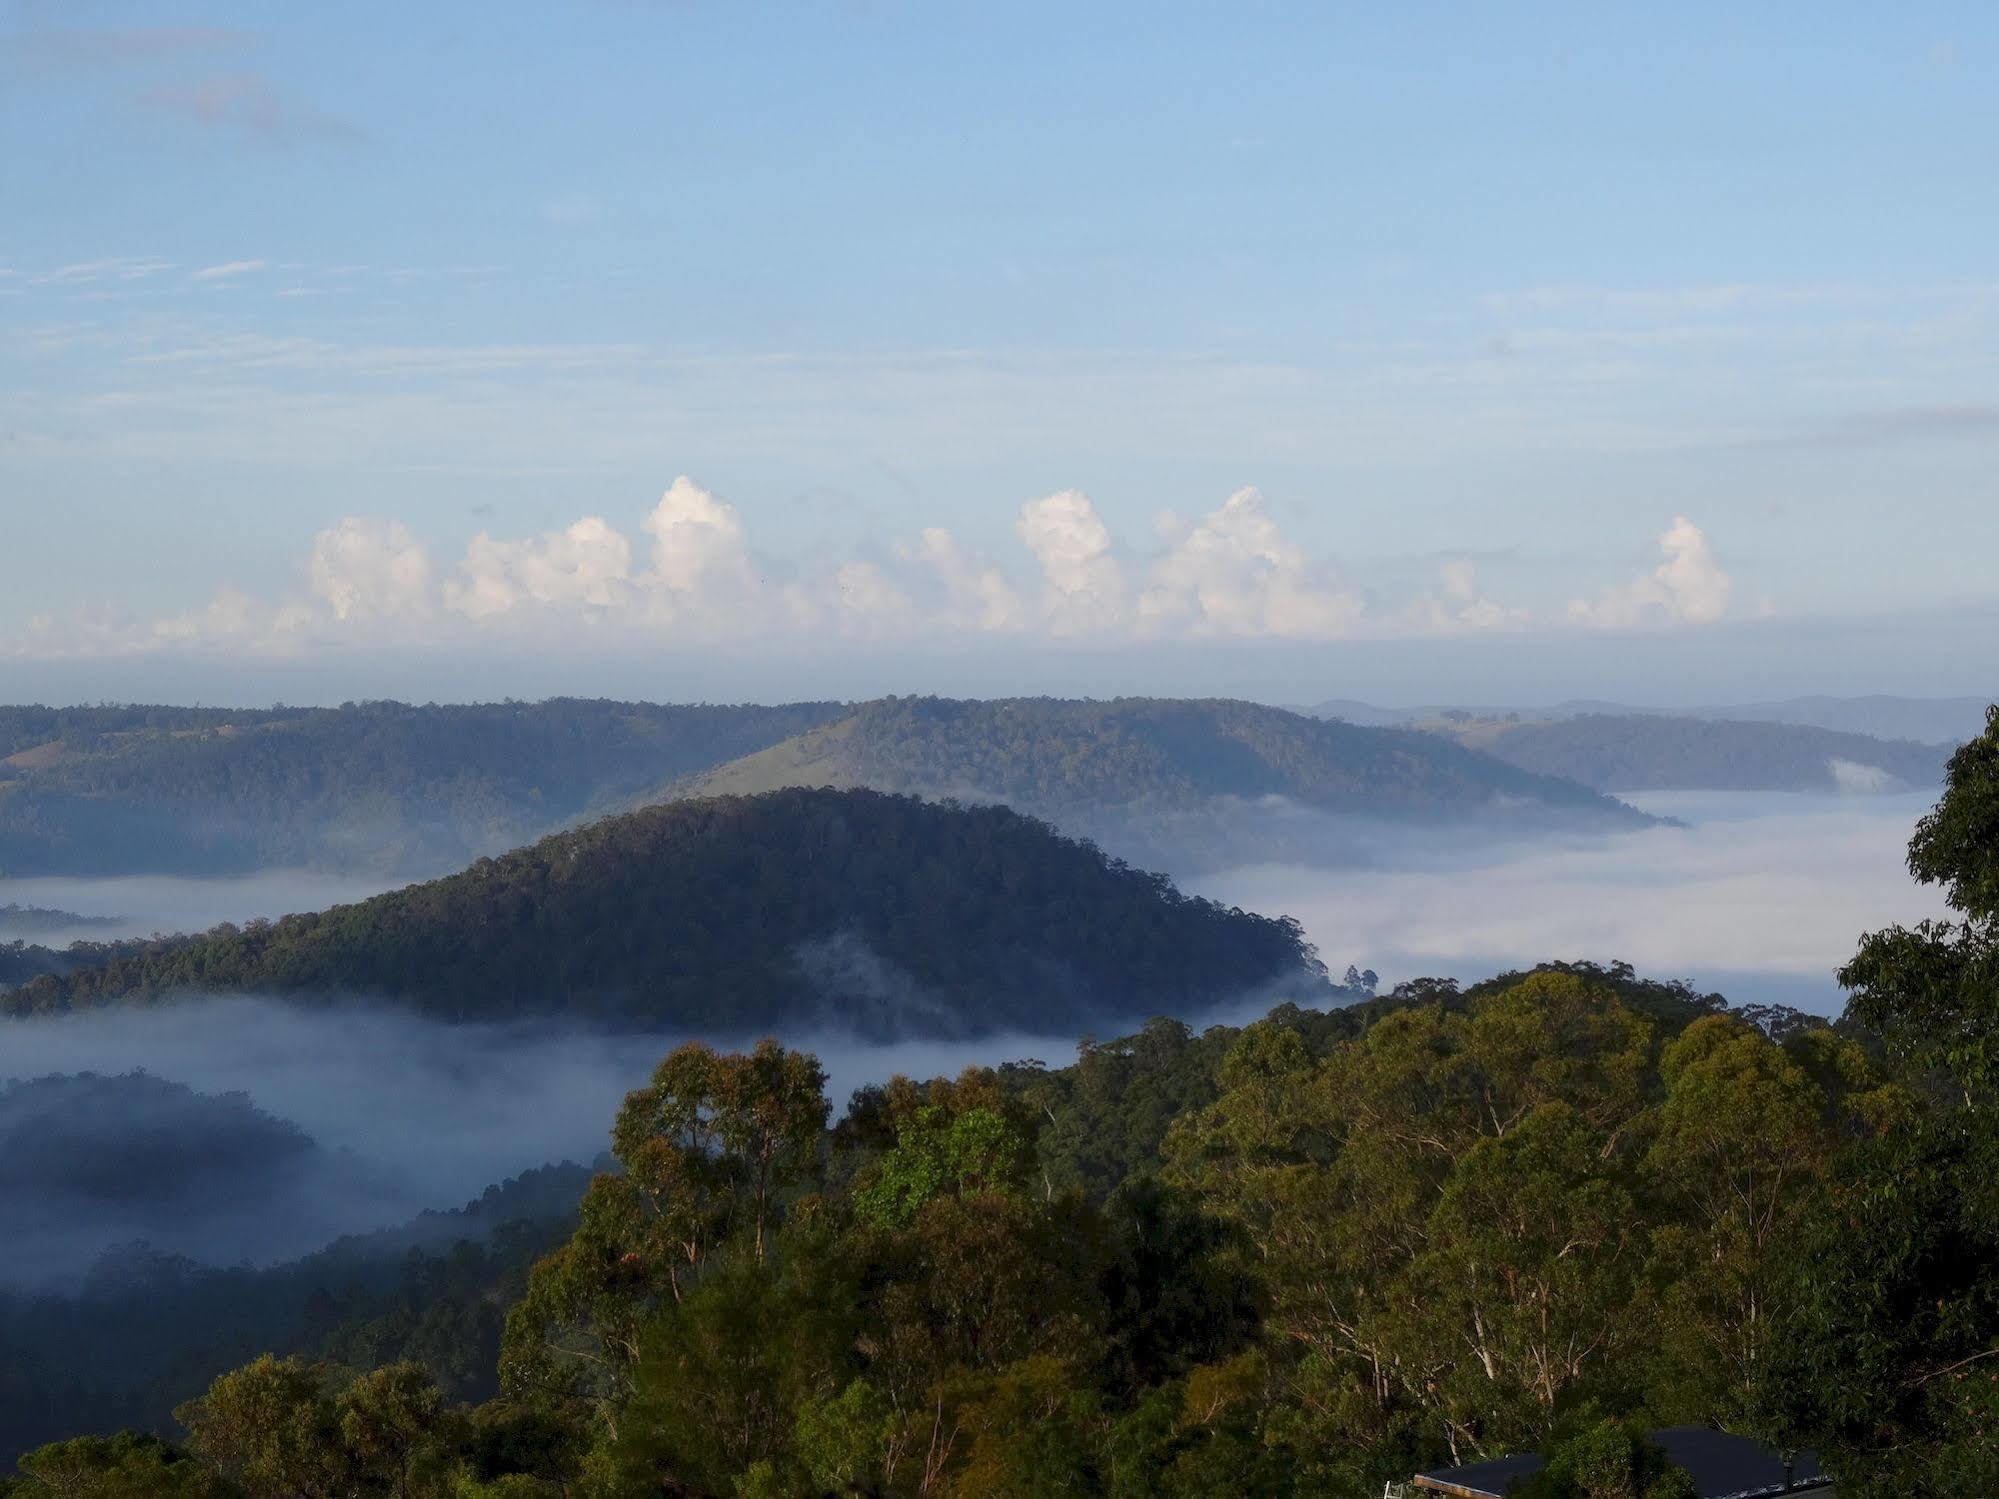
top-left (1413, 713), bottom-right (1949, 794)
top-left (0, 695), bottom-right (1646, 879)
top-left (647, 691), bottom-right (1647, 847)
top-left (0, 699), bottom-right (843, 877)
top-left (2, 788), bottom-right (1333, 1036)
top-left (1304, 693), bottom-right (1989, 754)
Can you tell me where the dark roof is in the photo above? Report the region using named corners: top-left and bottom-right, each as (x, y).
top-left (1650, 1428), bottom-right (1826, 1498)
top-left (1415, 1428), bottom-right (1827, 1499)
top-left (1412, 1454), bottom-right (1545, 1497)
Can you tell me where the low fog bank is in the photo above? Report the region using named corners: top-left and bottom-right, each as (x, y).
top-left (1192, 789), bottom-right (1947, 1017)
top-left (1069, 796), bottom-right (1659, 882)
top-left (0, 1070), bottom-right (415, 1287)
top-left (0, 996), bottom-right (1110, 1290)
top-left (0, 871), bottom-right (402, 946)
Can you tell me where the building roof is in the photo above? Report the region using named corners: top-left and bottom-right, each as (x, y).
top-left (1411, 1453), bottom-right (1545, 1497)
top-left (1413, 1428), bottom-right (1828, 1499)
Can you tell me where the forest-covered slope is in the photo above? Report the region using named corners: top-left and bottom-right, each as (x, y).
top-left (656, 696), bottom-right (1649, 827)
top-left (1430, 712), bottom-right (1948, 792)
top-left (0, 699), bottom-right (844, 877)
top-left (2, 788), bottom-right (1323, 1033)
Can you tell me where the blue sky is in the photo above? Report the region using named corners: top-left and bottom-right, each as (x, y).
top-left (3, 0), bottom-right (1996, 703)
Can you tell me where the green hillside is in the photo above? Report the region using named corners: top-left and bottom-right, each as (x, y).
top-left (653, 696), bottom-right (1651, 827)
top-left (0, 699), bottom-right (844, 877)
top-left (2, 788), bottom-right (1324, 1033)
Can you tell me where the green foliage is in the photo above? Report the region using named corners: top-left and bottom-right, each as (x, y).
top-left (1159, 969), bottom-right (1864, 1481)
top-left (1765, 1115), bottom-right (1999, 1496)
top-left (501, 1041), bottom-right (828, 1410)
top-left (1514, 1420), bottom-right (1697, 1499)
top-left (1841, 706), bottom-right (1999, 1096)
top-left (1766, 703), bottom-right (1999, 1494)
top-left (1905, 706), bottom-right (1999, 922)
top-left (7, 789), bottom-right (1321, 1031)
top-left (792, 1378), bottom-right (893, 1495)
top-left (852, 1105), bottom-right (1032, 1227)
top-left (598, 1258), bottom-right (851, 1496)
top-left (3, 1431), bottom-right (237, 1497)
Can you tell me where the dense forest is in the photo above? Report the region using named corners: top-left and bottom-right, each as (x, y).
top-left (0, 941), bottom-right (85, 989)
top-left (2, 789), bottom-right (1323, 1034)
top-left (0, 700), bottom-right (843, 877)
top-left (1425, 712), bottom-right (1948, 793)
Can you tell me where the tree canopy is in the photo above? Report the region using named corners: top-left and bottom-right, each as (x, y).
top-left (5, 959), bottom-right (1911, 1496)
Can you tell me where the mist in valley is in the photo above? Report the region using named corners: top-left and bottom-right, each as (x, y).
top-left (0, 995), bottom-right (1104, 1291)
top-left (0, 871), bottom-right (404, 947)
top-left (1191, 789), bottom-right (1947, 1016)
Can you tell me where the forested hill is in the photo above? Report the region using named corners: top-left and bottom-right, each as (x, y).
top-left (1430, 712), bottom-right (1949, 792)
top-left (654, 696), bottom-right (1651, 829)
top-left (0, 699), bottom-right (844, 877)
top-left (2, 788), bottom-right (1325, 1033)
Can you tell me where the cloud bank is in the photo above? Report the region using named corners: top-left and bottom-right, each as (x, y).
top-left (1191, 790), bottom-right (1948, 1016)
top-left (8, 480), bottom-right (1739, 660)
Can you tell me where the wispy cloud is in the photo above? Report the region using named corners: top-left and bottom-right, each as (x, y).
top-left (140, 71), bottom-right (361, 144)
top-left (1793, 404), bottom-right (1999, 449)
top-left (125, 332), bottom-right (644, 377)
top-left (6, 25), bottom-right (357, 147)
top-left (190, 259), bottom-right (268, 283)
top-left (6, 26), bottom-right (249, 71)
top-left (29, 256), bottom-right (175, 286)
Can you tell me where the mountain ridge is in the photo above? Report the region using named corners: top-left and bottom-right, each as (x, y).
top-left (646, 695), bottom-right (1653, 829)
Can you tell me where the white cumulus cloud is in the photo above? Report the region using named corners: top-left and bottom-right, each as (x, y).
top-left (5, 480), bottom-right (1756, 660)
top-left (641, 475), bottom-right (757, 606)
top-left (1569, 515), bottom-right (1731, 629)
top-left (897, 528), bottom-right (1025, 634)
top-left (446, 517), bottom-right (632, 619)
top-left (1404, 559), bottom-right (1531, 635)
top-left (308, 518), bottom-right (433, 622)
top-left (1016, 489), bottom-right (1127, 635)
top-left (1139, 486), bottom-right (1364, 639)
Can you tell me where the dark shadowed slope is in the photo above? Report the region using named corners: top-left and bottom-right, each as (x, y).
top-left (653, 696), bottom-right (1650, 826)
top-left (3, 788), bottom-right (1324, 1035)
top-left (0, 698), bottom-right (846, 877)
top-left (1429, 713), bottom-right (1950, 792)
